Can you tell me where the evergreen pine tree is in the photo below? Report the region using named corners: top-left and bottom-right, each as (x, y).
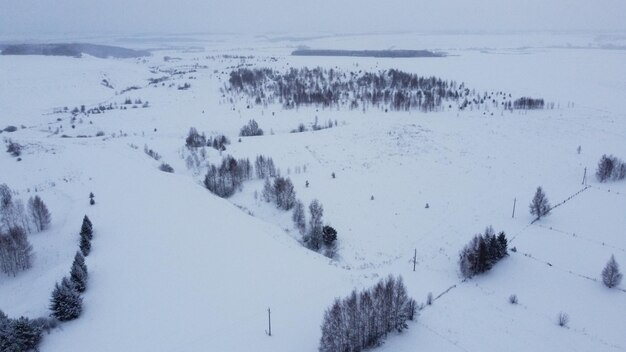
top-left (50, 277), bottom-right (82, 321)
top-left (80, 216), bottom-right (93, 240)
top-left (79, 235), bottom-right (91, 257)
top-left (70, 252), bottom-right (88, 293)
top-left (602, 255), bottom-right (623, 288)
top-left (10, 316), bottom-right (43, 351)
top-left (496, 232), bottom-right (508, 259)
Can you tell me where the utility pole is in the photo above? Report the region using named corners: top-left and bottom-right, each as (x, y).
top-left (266, 307), bottom-right (272, 337)
top-left (413, 248), bottom-right (417, 272)
top-left (582, 167), bottom-right (587, 185)
top-left (511, 198), bottom-right (517, 218)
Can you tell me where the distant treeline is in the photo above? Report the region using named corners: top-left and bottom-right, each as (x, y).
top-left (226, 67), bottom-right (547, 113)
top-left (0, 43), bottom-right (150, 58)
top-left (292, 49), bottom-right (445, 58)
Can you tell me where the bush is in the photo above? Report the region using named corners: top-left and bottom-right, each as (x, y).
top-left (6, 140), bottom-right (22, 157)
top-left (508, 294), bottom-right (518, 304)
top-left (159, 163), bottom-right (174, 173)
top-left (558, 312), bottom-right (569, 327)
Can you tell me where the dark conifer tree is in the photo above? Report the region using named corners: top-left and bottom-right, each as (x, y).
top-left (79, 235), bottom-right (91, 257)
top-left (80, 216), bottom-right (93, 241)
top-left (70, 253), bottom-right (88, 293)
top-left (50, 277), bottom-right (82, 321)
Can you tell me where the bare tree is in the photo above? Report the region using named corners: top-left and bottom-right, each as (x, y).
top-left (28, 196), bottom-right (51, 232)
top-left (0, 226), bottom-right (33, 276)
top-left (529, 187), bottom-right (550, 220)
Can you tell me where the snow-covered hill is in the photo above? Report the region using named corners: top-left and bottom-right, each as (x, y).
top-left (1, 32), bottom-right (625, 351)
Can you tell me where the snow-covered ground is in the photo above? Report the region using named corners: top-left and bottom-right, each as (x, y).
top-left (1, 32), bottom-right (625, 351)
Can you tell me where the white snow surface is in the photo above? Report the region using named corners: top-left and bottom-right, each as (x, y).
top-left (1, 32), bottom-right (625, 351)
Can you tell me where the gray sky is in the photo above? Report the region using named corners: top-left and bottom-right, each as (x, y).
top-left (1, 0), bottom-right (625, 37)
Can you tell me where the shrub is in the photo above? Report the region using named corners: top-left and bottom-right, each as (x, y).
top-left (159, 163), bottom-right (174, 173)
top-left (509, 294), bottom-right (518, 304)
top-left (6, 140), bottom-right (22, 157)
top-left (558, 312), bottom-right (569, 327)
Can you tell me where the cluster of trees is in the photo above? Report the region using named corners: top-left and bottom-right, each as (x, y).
top-left (239, 119), bottom-right (264, 137)
top-left (207, 134), bottom-right (230, 151)
top-left (2, 185), bottom-right (51, 234)
top-left (319, 275), bottom-right (417, 352)
top-left (204, 156), bottom-right (253, 198)
top-left (226, 67), bottom-right (535, 113)
top-left (185, 128), bottom-right (231, 151)
top-left (185, 127), bottom-right (207, 148)
top-left (0, 226), bottom-right (33, 277)
top-left (293, 199), bottom-right (338, 258)
top-left (51, 216), bottom-right (93, 322)
top-left (0, 185), bottom-right (51, 277)
top-left (596, 154), bottom-right (626, 182)
top-left (459, 227), bottom-right (508, 278)
top-left (262, 177), bottom-right (296, 210)
top-left (512, 97), bottom-right (545, 110)
top-left (255, 155), bottom-right (277, 179)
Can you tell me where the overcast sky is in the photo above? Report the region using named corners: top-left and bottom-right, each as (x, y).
top-left (1, 0), bottom-right (625, 38)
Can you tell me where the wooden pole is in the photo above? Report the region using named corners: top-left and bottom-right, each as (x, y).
top-left (267, 307), bottom-right (272, 336)
top-left (512, 198), bottom-right (516, 218)
top-left (413, 248), bottom-right (417, 272)
top-left (582, 167), bottom-right (587, 185)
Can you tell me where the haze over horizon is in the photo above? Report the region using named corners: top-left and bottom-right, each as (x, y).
top-left (1, 0), bottom-right (626, 39)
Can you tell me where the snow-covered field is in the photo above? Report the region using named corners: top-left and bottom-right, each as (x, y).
top-left (1, 32), bottom-right (625, 351)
